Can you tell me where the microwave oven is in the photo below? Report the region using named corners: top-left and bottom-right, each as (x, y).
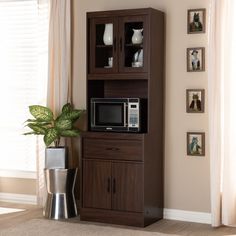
top-left (90, 98), bottom-right (147, 132)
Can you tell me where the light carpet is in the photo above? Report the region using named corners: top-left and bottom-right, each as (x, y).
top-left (0, 219), bottom-right (179, 236)
top-left (0, 207), bottom-right (24, 215)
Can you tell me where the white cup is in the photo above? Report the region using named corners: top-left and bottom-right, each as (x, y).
top-left (108, 57), bottom-right (113, 67)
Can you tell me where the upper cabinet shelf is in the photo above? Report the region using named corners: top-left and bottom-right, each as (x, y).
top-left (87, 9), bottom-right (151, 78)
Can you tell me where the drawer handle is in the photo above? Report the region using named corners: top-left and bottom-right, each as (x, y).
top-left (105, 147), bottom-right (120, 151)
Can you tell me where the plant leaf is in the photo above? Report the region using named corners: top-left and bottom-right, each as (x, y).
top-left (58, 110), bottom-right (84, 121)
top-left (62, 103), bottom-right (72, 113)
top-left (24, 119), bottom-right (51, 125)
top-left (60, 129), bottom-right (81, 137)
top-left (29, 105), bottom-right (53, 122)
top-left (27, 123), bottom-right (46, 134)
top-left (23, 131), bottom-right (39, 135)
top-left (55, 119), bottom-right (72, 130)
top-left (44, 128), bottom-right (58, 146)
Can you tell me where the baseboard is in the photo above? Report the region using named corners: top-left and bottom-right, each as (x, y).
top-left (0, 194), bottom-right (211, 224)
top-left (0, 169), bottom-right (36, 179)
top-left (164, 208), bottom-right (211, 224)
top-left (0, 193), bottom-right (37, 205)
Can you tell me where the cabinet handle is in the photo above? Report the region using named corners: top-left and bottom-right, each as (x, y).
top-left (113, 178), bottom-right (116, 194)
top-left (107, 178), bottom-right (111, 193)
top-left (119, 38), bottom-right (122, 51)
top-left (114, 38), bottom-right (116, 51)
top-left (105, 147), bottom-right (120, 151)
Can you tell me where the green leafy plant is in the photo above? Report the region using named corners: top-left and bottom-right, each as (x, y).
top-left (24, 103), bottom-right (84, 147)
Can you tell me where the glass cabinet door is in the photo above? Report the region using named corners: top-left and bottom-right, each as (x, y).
top-left (118, 16), bottom-right (148, 73)
top-left (89, 18), bottom-right (118, 74)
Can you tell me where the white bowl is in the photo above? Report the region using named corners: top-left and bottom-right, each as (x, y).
top-left (132, 62), bottom-right (143, 67)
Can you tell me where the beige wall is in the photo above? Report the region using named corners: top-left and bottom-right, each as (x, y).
top-left (0, 177), bottom-right (36, 195)
top-left (72, 0), bottom-right (210, 213)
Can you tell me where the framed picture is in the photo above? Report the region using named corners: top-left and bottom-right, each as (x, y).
top-left (187, 8), bottom-right (206, 34)
top-left (187, 132), bottom-right (205, 156)
top-left (186, 89), bottom-right (205, 113)
top-left (187, 47), bottom-right (205, 72)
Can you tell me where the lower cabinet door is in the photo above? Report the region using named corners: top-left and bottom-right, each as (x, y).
top-left (112, 162), bottom-right (143, 212)
top-left (83, 160), bottom-right (112, 209)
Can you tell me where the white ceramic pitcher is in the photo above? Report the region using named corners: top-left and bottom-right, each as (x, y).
top-left (131, 28), bottom-right (143, 44)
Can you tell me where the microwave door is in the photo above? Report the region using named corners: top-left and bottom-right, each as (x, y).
top-left (93, 102), bottom-right (126, 131)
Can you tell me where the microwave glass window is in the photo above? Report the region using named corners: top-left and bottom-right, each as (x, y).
top-left (95, 103), bottom-right (124, 126)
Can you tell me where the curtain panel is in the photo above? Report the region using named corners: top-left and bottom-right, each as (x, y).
top-left (209, 0), bottom-right (236, 226)
top-left (37, 0), bottom-right (72, 206)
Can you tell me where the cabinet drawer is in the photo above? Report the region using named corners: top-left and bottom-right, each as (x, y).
top-left (83, 138), bottom-right (143, 161)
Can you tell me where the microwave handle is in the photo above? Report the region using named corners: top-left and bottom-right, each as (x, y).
top-left (124, 102), bottom-right (127, 126)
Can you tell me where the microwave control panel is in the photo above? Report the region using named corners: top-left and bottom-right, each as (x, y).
top-left (128, 102), bottom-right (139, 129)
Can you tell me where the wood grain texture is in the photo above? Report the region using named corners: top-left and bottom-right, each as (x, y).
top-left (104, 80), bottom-right (148, 98)
top-left (143, 9), bottom-right (165, 226)
top-left (112, 162), bottom-right (143, 212)
top-left (80, 208), bottom-right (144, 227)
top-left (82, 8), bottom-right (165, 227)
top-left (82, 160), bottom-right (112, 209)
top-left (83, 138), bottom-right (143, 161)
top-left (81, 131), bottom-right (144, 140)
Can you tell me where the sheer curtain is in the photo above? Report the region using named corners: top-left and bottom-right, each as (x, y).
top-left (47, 0), bottom-right (71, 114)
top-left (208, 0), bottom-right (236, 226)
top-left (37, 0), bottom-right (72, 206)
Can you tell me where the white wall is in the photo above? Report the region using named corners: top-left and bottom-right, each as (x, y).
top-left (72, 0), bottom-right (210, 213)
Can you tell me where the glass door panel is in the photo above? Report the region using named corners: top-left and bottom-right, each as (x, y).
top-left (95, 23), bottom-right (113, 68)
top-left (124, 22), bottom-right (143, 68)
top-left (119, 16), bottom-right (147, 73)
top-left (90, 18), bottom-right (118, 73)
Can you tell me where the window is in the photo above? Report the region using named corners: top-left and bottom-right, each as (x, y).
top-left (0, 0), bottom-right (49, 177)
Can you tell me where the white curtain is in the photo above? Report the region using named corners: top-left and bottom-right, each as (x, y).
top-left (47, 0), bottom-right (72, 114)
top-left (209, 0), bottom-right (236, 226)
top-left (37, 0), bottom-right (71, 206)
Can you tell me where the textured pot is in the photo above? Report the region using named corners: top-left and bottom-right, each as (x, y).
top-left (45, 146), bottom-right (68, 169)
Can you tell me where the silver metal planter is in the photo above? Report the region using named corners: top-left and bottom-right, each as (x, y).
top-left (45, 147), bottom-right (68, 169)
top-left (43, 168), bottom-right (78, 219)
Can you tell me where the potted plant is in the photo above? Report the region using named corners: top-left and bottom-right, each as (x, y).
top-left (24, 103), bottom-right (84, 169)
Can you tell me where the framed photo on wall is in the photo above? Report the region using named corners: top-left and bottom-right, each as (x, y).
top-left (187, 132), bottom-right (205, 156)
top-left (186, 89), bottom-right (205, 113)
top-left (187, 8), bottom-right (206, 34)
top-left (187, 47), bottom-right (205, 72)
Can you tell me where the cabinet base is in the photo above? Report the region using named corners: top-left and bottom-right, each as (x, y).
top-left (80, 208), bottom-right (161, 227)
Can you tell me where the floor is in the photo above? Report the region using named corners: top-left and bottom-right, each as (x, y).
top-left (1, 202), bottom-right (236, 235)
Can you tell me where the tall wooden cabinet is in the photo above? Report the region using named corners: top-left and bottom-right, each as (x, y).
top-left (80, 8), bottom-right (165, 227)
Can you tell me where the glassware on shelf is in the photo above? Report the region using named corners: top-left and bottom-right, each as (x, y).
top-left (132, 49), bottom-right (143, 67)
top-left (104, 57), bottom-right (113, 68)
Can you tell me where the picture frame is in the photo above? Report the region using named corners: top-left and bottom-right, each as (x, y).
top-left (187, 8), bottom-right (206, 34)
top-left (187, 132), bottom-right (205, 156)
top-left (187, 47), bottom-right (205, 72)
top-left (186, 89), bottom-right (205, 113)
